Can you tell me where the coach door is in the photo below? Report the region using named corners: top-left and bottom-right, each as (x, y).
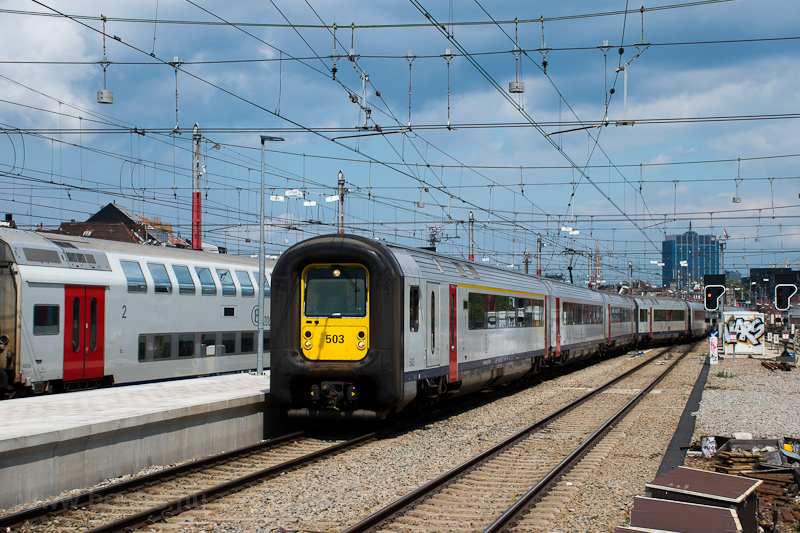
top-left (649, 307), bottom-right (653, 338)
top-left (426, 282), bottom-right (440, 367)
top-left (555, 297), bottom-right (561, 357)
top-left (448, 284), bottom-right (458, 382)
top-left (64, 285), bottom-right (105, 381)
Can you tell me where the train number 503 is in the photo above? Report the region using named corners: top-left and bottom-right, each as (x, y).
top-left (325, 334), bottom-right (345, 344)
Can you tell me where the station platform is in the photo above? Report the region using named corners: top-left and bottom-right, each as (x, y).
top-left (0, 373), bottom-right (270, 510)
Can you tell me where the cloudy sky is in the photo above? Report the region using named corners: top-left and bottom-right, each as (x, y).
top-left (1, 0), bottom-right (798, 285)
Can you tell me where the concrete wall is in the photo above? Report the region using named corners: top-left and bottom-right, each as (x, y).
top-left (0, 394), bottom-right (266, 509)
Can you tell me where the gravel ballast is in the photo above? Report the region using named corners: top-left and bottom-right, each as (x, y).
top-left (693, 356), bottom-right (800, 440)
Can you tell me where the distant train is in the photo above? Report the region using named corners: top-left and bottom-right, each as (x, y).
top-left (270, 234), bottom-right (711, 420)
top-left (0, 228), bottom-right (274, 398)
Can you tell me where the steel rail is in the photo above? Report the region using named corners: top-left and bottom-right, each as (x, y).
top-left (0, 430), bottom-right (306, 529)
top-left (483, 341), bottom-right (698, 533)
top-left (341, 343), bottom-right (687, 533)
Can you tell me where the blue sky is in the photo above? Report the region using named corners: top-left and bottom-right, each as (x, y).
top-left (1, 0), bottom-right (799, 285)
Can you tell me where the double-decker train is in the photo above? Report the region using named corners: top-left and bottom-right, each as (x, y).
top-left (270, 234), bottom-right (711, 420)
top-left (0, 227), bottom-right (274, 398)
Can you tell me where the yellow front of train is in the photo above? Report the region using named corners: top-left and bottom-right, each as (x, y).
top-left (300, 263), bottom-right (370, 408)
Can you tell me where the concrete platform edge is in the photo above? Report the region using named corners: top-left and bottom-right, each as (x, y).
top-left (0, 392), bottom-right (267, 509)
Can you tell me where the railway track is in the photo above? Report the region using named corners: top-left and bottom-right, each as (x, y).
top-left (0, 428), bottom-right (367, 532)
top-left (0, 343), bottom-right (691, 532)
top-left (342, 341), bottom-right (699, 533)
top-left (0, 356), bottom-right (588, 532)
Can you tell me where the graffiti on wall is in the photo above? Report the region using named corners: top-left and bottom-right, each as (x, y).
top-left (724, 316), bottom-right (766, 346)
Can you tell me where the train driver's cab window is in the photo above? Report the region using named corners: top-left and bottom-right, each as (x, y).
top-left (120, 260), bottom-right (147, 293)
top-left (33, 305), bottom-right (59, 335)
top-left (172, 265), bottom-right (196, 295)
top-left (195, 267), bottom-right (217, 296)
top-left (147, 263), bottom-right (173, 294)
top-left (217, 269), bottom-right (237, 296)
top-left (304, 266), bottom-right (367, 318)
top-left (409, 286), bottom-right (420, 332)
top-left (235, 271), bottom-right (255, 297)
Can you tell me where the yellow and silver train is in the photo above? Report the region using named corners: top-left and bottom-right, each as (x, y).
top-left (270, 234), bottom-right (710, 420)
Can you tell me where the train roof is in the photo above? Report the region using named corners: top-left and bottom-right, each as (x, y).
top-left (0, 227), bottom-right (272, 270)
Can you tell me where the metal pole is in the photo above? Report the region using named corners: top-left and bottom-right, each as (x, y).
top-left (468, 211), bottom-right (474, 261)
top-left (623, 65), bottom-right (628, 122)
top-left (536, 233), bottom-right (542, 276)
top-left (257, 135), bottom-right (284, 375)
top-left (191, 123), bottom-right (202, 250)
top-left (629, 261), bottom-right (633, 290)
top-left (338, 170), bottom-right (345, 234)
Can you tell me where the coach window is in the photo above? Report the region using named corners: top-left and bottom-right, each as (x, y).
top-left (120, 260), bottom-right (147, 293)
top-left (263, 331), bottom-right (271, 351)
top-left (195, 267), bottom-right (217, 296)
top-left (138, 335), bottom-right (147, 362)
top-left (430, 291), bottom-right (436, 350)
top-left (33, 305), bottom-right (59, 335)
top-left (172, 265), bottom-right (196, 295)
top-left (217, 269), bottom-right (237, 297)
top-left (241, 332), bottom-right (255, 353)
top-left (235, 271), bottom-right (255, 297)
top-left (532, 299), bottom-right (544, 327)
top-left (90, 297), bottom-right (98, 351)
top-left (153, 335), bottom-right (172, 360)
top-left (222, 332), bottom-right (236, 354)
top-left (409, 286), bottom-right (420, 332)
top-left (487, 295), bottom-right (498, 328)
top-left (178, 334), bottom-right (195, 357)
top-left (147, 263), bottom-right (173, 294)
top-left (201, 333), bottom-right (216, 356)
top-left (468, 293), bottom-right (485, 330)
top-left (71, 297), bottom-right (80, 352)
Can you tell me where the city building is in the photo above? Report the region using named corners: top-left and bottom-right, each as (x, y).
top-left (661, 222), bottom-right (720, 288)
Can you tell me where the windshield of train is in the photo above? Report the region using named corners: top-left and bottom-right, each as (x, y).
top-left (304, 266), bottom-right (367, 318)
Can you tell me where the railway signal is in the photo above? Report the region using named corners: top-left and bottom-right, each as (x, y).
top-left (774, 273), bottom-right (798, 311)
top-left (703, 274), bottom-right (726, 311)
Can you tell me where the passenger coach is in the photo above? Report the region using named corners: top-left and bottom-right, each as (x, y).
top-left (0, 228), bottom-right (274, 397)
top-left (270, 234), bottom-right (710, 421)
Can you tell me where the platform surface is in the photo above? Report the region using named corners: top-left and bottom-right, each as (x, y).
top-left (0, 372), bottom-right (271, 447)
top-left (0, 373), bottom-right (271, 509)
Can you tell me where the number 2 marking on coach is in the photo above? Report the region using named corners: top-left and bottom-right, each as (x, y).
top-left (121, 305), bottom-right (127, 319)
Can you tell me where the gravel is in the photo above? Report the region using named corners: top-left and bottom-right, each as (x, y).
top-left (14, 345), bottom-right (772, 533)
top-left (157, 351), bottom-right (662, 533)
top-left (693, 357), bottom-right (800, 440)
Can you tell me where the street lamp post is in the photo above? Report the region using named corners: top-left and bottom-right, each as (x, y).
top-left (258, 134), bottom-right (285, 375)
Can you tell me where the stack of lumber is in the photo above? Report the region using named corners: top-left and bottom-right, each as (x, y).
top-left (714, 451), bottom-right (764, 473)
top-left (744, 471), bottom-right (800, 529)
top-left (761, 360), bottom-right (793, 371)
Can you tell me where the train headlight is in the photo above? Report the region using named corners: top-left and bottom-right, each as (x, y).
top-left (357, 340), bottom-right (366, 350)
top-left (304, 340), bottom-right (312, 349)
